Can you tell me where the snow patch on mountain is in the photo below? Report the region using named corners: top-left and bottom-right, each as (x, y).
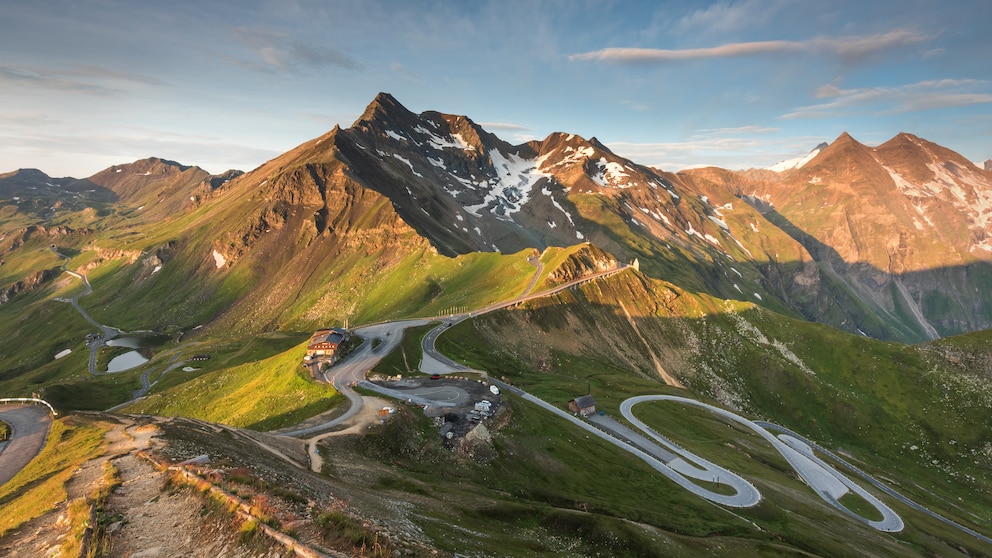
top-left (542, 185), bottom-right (576, 226)
top-left (591, 158), bottom-right (635, 188)
top-left (768, 144), bottom-right (825, 172)
top-left (415, 123), bottom-right (475, 152)
top-left (212, 250), bottom-right (226, 269)
top-left (463, 150), bottom-right (551, 219)
top-left (542, 145), bottom-right (596, 170)
top-left (392, 154), bottom-right (422, 177)
top-left (884, 161), bottom-right (992, 236)
top-left (708, 215), bottom-right (730, 230)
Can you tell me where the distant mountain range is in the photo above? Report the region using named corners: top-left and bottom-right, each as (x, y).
top-left (6, 93), bottom-right (992, 556)
top-left (2, 92), bottom-right (991, 342)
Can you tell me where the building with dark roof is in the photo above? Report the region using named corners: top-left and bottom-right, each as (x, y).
top-left (568, 395), bottom-right (597, 417)
top-left (306, 327), bottom-right (348, 359)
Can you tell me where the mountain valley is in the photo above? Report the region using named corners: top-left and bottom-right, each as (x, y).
top-left (1, 93), bottom-right (991, 557)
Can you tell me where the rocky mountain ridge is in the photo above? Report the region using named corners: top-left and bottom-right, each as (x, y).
top-left (710, 131), bottom-right (992, 339)
top-left (3, 93), bottom-right (992, 342)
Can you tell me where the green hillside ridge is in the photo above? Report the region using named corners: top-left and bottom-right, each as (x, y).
top-left (435, 269), bottom-right (992, 554)
top-left (2, 238), bottom-right (991, 554)
top-left (123, 339), bottom-right (341, 431)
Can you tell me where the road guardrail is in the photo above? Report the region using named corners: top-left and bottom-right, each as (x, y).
top-left (0, 398), bottom-right (58, 417)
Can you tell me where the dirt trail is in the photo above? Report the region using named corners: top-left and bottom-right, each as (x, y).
top-left (105, 420), bottom-right (284, 558)
top-left (306, 396), bottom-right (391, 473)
top-left (0, 416), bottom-right (285, 557)
top-left (0, 416), bottom-right (144, 557)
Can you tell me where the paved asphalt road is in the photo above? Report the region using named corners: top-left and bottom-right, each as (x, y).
top-left (490, 379), bottom-right (762, 508)
top-left (279, 319), bottom-right (429, 437)
top-left (420, 264), bottom-right (631, 375)
top-left (260, 257), bottom-right (978, 539)
top-left (756, 421), bottom-right (992, 544)
top-left (0, 405), bottom-right (53, 487)
top-left (285, 263), bottom-right (633, 434)
top-left (624, 395), bottom-right (904, 532)
top-left (51, 247), bottom-right (121, 375)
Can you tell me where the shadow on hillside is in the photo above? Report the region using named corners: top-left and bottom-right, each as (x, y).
top-left (753, 206), bottom-right (992, 341)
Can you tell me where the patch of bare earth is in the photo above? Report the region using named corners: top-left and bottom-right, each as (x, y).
top-left (0, 415), bottom-right (135, 557)
top-left (4, 409), bottom-right (451, 558)
top-left (105, 453), bottom-right (279, 558)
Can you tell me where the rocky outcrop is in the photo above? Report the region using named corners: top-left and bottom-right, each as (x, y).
top-left (0, 267), bottom-right (60, 304)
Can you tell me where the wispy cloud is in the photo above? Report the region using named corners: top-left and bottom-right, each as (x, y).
top-left (0, 127), bottom-right (281, 177)
top-left (0, 63), bottom-right (165, 95)
top-left (621, 100), bottom-right (650, 111)
top-left (0, 64), bottom-right (114, 94)
top-left (0, 112), bottom-right (57, 127)
top-left (676, 0), bottom-right (783, 34)
top-left (605, 128), bottom-right (818, 171)
top-left (695, 125), bottom-right (780, 135)
top-left (570, 30), bottom-right (929, 65)
top-left (784, 79), bottom-right (992, 118)
top-left (478, 121), bottom-right (530, 132)
top-left (230, 27), bottom-right (361, 73)
top-left (67, 64), bottom-right (167, 86)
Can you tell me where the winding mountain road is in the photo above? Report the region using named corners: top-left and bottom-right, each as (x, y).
top-left (492, 379), bottom-right (762, 507)
top-left (0, 404), bottom-right (53, 488)
top-left (278, 319), bottom-right (429, 437)
top-left (99, 247), bottom-right (975, 541)
top-left (50, 247), bottom-right (121, 375)
top-left (622, 396), bottom-right (903, 532)
top-left (421, 263), bottom-right (630, 374)
top-left (756, 421), bottom-right (992, 544)
top-left (284, 260), bottom-right (631, 436)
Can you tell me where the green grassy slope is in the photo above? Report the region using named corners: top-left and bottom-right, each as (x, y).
top-left (435, 269), bottom-right (992, 555)
top-left (122, 340), bottom-right (341, 431)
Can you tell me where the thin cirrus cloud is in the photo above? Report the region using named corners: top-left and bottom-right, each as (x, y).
top-left (676, 0), bottom-right (781, 34)
top-left (477, 121), bottom-right (530, 132)
top-left (229, 27), bottom-right (362, 73)
top-left (0, 63), bottom-right (166, 95)
top-left (570, 30), bottom-right (929, 65)
top-left (0, 64), bottom-right (114, 94)
top-left (784, 79), bottom-right (992, 118)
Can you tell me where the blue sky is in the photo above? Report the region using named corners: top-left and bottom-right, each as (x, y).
top-left (2, 0), bottom-right (991, 177)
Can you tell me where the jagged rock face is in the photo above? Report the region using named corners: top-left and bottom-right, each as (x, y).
top-left (331, 93), bottom-right (770, 267)
top-left (217, 93), bottom-right (992, 341)
top-left (0, 267), bottom-right (60, 304)
top-left (722, 132), bottom-right (992, 340)
top-left (7, 92), bottom-right (989, 342)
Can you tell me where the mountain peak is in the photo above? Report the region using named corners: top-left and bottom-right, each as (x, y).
top-left (823, 131), bottom-right (871, 154)
top-left (833, 131), bottom-right (857, 144)
top-left (355, 92), bottom-right (414, 126)
top-left (882, 132), bottom-right (924, 148)
top-left (3, 168), bottom-right (51, 181)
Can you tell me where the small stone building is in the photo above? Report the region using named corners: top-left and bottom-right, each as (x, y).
top-left (568, 395), bottom-right (597, 417)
